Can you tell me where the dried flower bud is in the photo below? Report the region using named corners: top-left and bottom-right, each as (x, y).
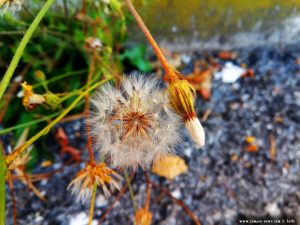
top-left (21, 82), bottom-right (45, 110)
top-left (134, 208), bottom-right (152, 225)
top-left (44, 92), bottom-right (61, 110)
top-left (167, 79), bottom-right (205, 146)
top-left (168, 79), bottom-right (196, 120)
top-left (84, 37), bottom-right (102, 52)
top-left (34, 70), bottom-right (46, 81)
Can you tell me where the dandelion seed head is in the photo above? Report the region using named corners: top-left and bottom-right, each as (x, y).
top-left (90, 74), bottom-right (180, 169)
top-left (0, 0), bottom-right (24, 16)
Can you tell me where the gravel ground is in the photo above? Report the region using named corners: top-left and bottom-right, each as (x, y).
top-left (4, 44), bottom-right (300, 225)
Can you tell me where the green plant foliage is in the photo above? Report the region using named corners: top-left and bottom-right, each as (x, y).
top-left (120, 45), bottom-right (153, 72)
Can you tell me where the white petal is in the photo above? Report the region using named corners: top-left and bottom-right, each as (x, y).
top-left (185, 117), bottom-right (205, 147)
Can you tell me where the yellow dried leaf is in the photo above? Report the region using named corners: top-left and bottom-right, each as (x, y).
top-left (152, 155), bottom-right (188, 180)
top-left (41, 160), bottom-right (52, 168)
top-left (245, 136), bottom-right (255, 144)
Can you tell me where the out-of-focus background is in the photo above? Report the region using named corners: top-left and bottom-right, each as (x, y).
top-left (133, 0), bottom-right (300, 50)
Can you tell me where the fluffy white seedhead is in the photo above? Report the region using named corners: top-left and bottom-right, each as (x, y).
top-left (0, 0), bottom-right (24, 16)
top-left (90, 74), bottom-right (180, 169)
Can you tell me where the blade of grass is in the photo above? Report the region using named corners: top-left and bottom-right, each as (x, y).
top-left (123, 169), bottom-right (136, 211)
top-left (32, 69), bottom-right (88, 89)
top-left (0, 0), bottom-right (56, 101)
top-left (0, 111), bottom-right (61, 135)
top-left (0, 146), bottom-right (6, 225)
top-left (88, 182), bottom-right (97, 225)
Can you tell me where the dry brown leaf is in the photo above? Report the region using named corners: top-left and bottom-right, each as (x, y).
top-left (231, 154), bottom-right (239, 161)
top-left (245, 144), bottom-right (258, 152)
top-left (152, 155), bottom-right (188, 180)
top-left (218, 51), bottom-right (237, 60)
top-left (269, 135), bottom-right (276, 162)
top-left (244, 136), bottom-right (259, 152)
top-left (176, 57), bottom-right (219, 100)
top-left (41, 160), bottom-right (52, 167)
top-left (242, 69), bottom-right (255, 78)
top-left (9, 128), bottom-right (46, 201)
top-left (55, 127), bottom-right (81, 162)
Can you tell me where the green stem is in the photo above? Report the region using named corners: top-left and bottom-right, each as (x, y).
top-left (0, 77), bottom-right (100, 135)
top-left (0, 88), bottom-right (88, 136)
top-left (5, 79), bottom-right (109, 166)
top-left (0, 111), bottom-right (61, 135)
top-left (124, 170), bottom-right (137, 211)
top-left (0, 147), bottom-right (6, 225)
top-left (32, 69), bottom-right (88, 89)
top-left (88, 182), bottom-right (97, 225)
top-left (0, 0), bottom-right (56, 101)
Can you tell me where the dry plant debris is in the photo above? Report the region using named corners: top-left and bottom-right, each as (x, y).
top-left (152, 155), bottom-right (188, 180)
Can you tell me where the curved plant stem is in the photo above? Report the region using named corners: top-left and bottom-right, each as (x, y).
top-left (0, 145), bottom-right (6, 225)
top-left (123, 169), bottom-right (137, 211)
top-left (124, 0), bottom-right (178, 82)
top-left (0, 111), bottom-right (61, 135)
top-left (32, 69), bottom-right (88, 89)
top-left (0, 0), bottom-right (56, 101)
top-left (88, 182), bottom-right (97, 225)
top-left (5, 79), bottom-right (109, 167)
top-left (144, 172), bottom-right (151, 210)
top-left (97, 173), bottom-right (134, 224)
top-left (151, 181), bottom-right (202, 225)
top-left (85, 50), bottom-right (97, 164)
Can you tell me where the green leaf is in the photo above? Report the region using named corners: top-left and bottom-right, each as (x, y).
top-left (120, 45), bottom-right (152, 72)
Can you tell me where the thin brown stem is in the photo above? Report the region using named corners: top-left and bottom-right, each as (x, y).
top-left (81, 0), bottom-right (86, 14)
top-left (151, 181), bottom-right (202, 225)
top-left (124, 0), bottom-right (178, 83)
top-left (144, 171), bottom-right (151, 211)
top-left (97, 172), bottom-right (135, 224)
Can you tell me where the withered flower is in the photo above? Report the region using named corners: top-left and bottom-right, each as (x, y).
top-left (134, 208), bottom-right (152, 225)
top-left (21, 82), bottom-right (45, 110)
top-left (90, 74), bottom-right (180, 169)
top-left (68, 162), bottom-right (121, 203)
top-left (84, 37), bottom-right (102, 52)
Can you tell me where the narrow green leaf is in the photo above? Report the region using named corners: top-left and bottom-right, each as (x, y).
top-left (0, 147), bottom-right (6, 225)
